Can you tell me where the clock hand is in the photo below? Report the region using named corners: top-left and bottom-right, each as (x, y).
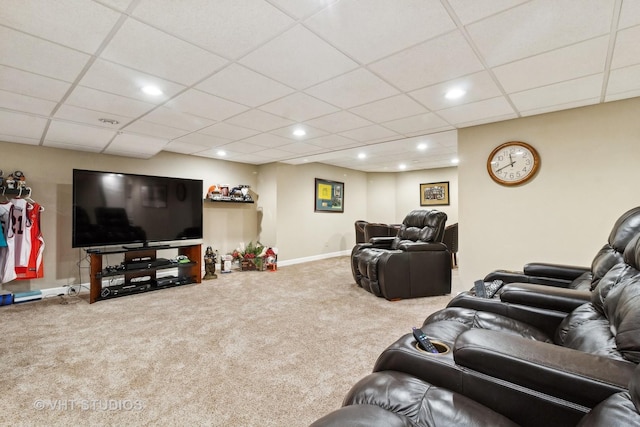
top-left (495, 161), bottom-right (515, 172)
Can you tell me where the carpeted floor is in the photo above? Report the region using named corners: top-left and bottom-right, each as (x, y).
top-left (0, 256), bottom-right (461, 426)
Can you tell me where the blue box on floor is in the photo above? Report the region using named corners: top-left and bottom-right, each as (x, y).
top-left (0, 291), bottom-right (14, 305)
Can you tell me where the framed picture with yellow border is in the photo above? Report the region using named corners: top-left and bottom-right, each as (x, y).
top-left (315, 178), bottom-right (344, 213)
top-left (420, 181), bottom-right (450, 206)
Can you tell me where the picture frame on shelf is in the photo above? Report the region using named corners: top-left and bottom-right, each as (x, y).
top-left (420, 181), bottom-right (450, 206)
top-left (315, 178), bottom-right (344, 213)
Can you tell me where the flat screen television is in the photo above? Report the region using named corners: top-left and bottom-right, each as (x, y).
top-left (72, 169), bottom-right (203, 248)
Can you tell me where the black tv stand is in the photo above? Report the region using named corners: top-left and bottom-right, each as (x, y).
top-left (88, 243), bottom-right (201, 303)
top-left (122, 244), bottom-right (171, 250)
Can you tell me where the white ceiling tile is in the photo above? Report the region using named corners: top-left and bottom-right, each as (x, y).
top-left (142, 107), bottom-right (215, 132)
top-left (165, 90), bottom-right (249, 121)
top-left (53, 105), bottom-right (132, 128)
top-left (437, 97), bottom-right (515, 125)
top-left (618, 1), bottom-right (640, 29)
top-left (121, 121), bottom-right (188, 140)
top-left (467, 0), bottom-right (614, 66)
top-left (0, 134), bottom-right (41, 146)
top-left (173, 132), bottom-right (231, 148)
top-left (0, 90), bottom-right (57, 116)
top-left (269, 124), bottom-right (329, 141)
top-left (278, 142), bottom-right (326, 155)
top-left (339, 125), bottom-right (399, 142)
top-left (44, 121), bottom-right (116, 150)
top-left (224, 110), bottom-right (295, 132)
top-left (493, 36), bottom-right (609, 93)
top-left (100, 19), bottom-right (228, 85)
top-left (132, 0), bottom-right (294, 58)
top-left (0, 26), bottom-right (90, 82)
top-left (409, 71), bottom-right (503, 110)
top-left (104, 133), bottom-right (167, 158)
top-left (197, 64), bottom-right (295, 107)
top-left (79, 59), bottom-right (186, 103)
top-left (0, 66), bottom-right (71, 102)
top-left (306, 111), bottom-right (373, 133)
top-left (239, 25), bottom-right (358, 90)
top-left (240, 134), bottom-right (294, 149)
top-left (0, 0), bottom-right (120, 53)
top-left (518, 98), bottom-right (600, 118)
top-left (382, 113), bottom-right (452, 135)
top-left (305, 68), bottom-right (400, 109)
top-left (95, 0), bottom-right (136, 12)
top-left (611, 25), bottom-right (640, 70)
top-left (0, 111), bottom-right (48, 140)
top-left (305, 0), bottom-right (455, 64)
top-left (198, 122), bottom-right (259, 140)
top-left (349, 95), bottom-right (428, 122)
top-left (606, 63), bottom-right (640, 96)
top-left (510, 74), bottom-right (603, 112)
top-left (259, 92), bottom-right (339, 121)
top-left (65, 86), bottom-right (156, 118)
top-left (369, 31), bottom-right (484, 91)
top-left (268, 0), bottom-right (339, 19)
top-left (162, 140), bottom-right (210, 155)
top-left (217, 140), bottom-right (268, 155)
top-left (192, 148), bottom-right (241, 160)
top-left (447, 0), bottom-right (529, 25)
top-left (306, 134), bottom-right (361, 149)
top-left (605, 89), bottom-right (640, 103)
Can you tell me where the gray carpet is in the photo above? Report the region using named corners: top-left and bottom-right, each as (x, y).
top-left (0, 257), bottom-right (459, 426)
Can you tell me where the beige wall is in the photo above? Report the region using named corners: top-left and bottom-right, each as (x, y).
top-left (458, 97), bottom-right (640, 286)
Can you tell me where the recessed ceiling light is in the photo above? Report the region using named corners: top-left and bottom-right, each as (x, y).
top-left (141, 85), bottom-right (163, 96)
top-left (99, 118), bottom-right (119, 125)
top-left (451, 158), bottom-right (459, 165)
top-left (358, 153), bottom-right (366, 159)
top-left (217, 150), bottom-right (226, 157)
top-left (293, 128), bottom-right (306, 137)
top-left (445, 88), bottom-right (466, 99)
top-left (398, 164), bottom-right (407, 170)
top-left (417, 143), bottom-right (427, 150)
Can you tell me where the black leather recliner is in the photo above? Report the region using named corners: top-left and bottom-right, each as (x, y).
top-left (484, 206), bottom-right (640, 292)
top-left (310, 361), bottom-right (640, 427)
top-left (350, 210), bottom-right (450, 300)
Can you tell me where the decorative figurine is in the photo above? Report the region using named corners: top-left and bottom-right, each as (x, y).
top-left (203, 246), bottom-right (217, 280)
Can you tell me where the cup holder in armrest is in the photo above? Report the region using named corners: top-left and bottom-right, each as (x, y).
top-left (414, 340), bottom-right (450, 355)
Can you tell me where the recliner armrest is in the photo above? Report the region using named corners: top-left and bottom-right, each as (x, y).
top-left (523, 262), bottom-right (590, 280)
top-left (499, 283), bottom-right (591, 312)
top-left (367, 237), bottom-right (395, 248)
top-left (397, 241), bottom-right (447, 252)
top-left (454, 329), bottom-right (634, 408)
top-left (484, 270), bottom-right (574, 287)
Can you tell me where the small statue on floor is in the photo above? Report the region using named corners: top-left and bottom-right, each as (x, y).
top-left (203, 246), bottom-right (217, 280)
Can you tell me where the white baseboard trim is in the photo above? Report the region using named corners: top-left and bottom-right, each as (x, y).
top-left (277, 250), bottom-right (350, 267)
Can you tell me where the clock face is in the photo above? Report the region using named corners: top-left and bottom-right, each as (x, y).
top-left (487, 141), bottom-right (540, 186)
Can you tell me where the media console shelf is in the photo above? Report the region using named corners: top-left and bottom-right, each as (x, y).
top-left (88, 244), bottom-right (201, 303)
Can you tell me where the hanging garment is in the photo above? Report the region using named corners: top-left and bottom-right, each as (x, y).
top-left (11, 198), bottom-right (30, 267)
top-left (15, 202), bottom-right (44, 280)
top-left (0, 202), bottom-right (17, 284)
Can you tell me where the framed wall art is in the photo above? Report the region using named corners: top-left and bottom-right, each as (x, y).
top-left (315, 178), bottom-right (344, 213)
top-left (420, 181), bottom-right (450, 206)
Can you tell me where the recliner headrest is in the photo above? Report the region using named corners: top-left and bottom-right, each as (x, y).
top-left (609, 207), bottom-right (640, 252)
top-left (394, 210), bottom-right (447, 246)
top-left (623, 233), bottom-right (640, 271)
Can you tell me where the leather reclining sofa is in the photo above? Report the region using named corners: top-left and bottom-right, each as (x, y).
top-left (312, 208), bottom-right (640, 426)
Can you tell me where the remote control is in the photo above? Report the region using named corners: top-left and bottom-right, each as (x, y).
top-left (412, 327), bottom-right (438, 354)
top-left (474, 280), bottom-right (487, 298)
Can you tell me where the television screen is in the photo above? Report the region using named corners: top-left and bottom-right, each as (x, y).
top-left (72, 169), bottom-right (203, 248)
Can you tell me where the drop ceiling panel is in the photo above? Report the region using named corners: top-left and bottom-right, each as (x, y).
top-left (269, 124), bottom-right (328, 141)
top-left (437, 97), bottom-right (515, 126)
top-left (239, 133), bottom-right (293, 149)
top-left (44, 121), bottom-right (116, 151)
top-left (306, 134), bottom-right (361, 149)
top-left (446, 0), bottom-right (529, 25)
top-left (611, 25), bottom-right (640, 70)
top-left (466, 0), bottom-right (614, 66)
top-left (510, 74), bottom-right (603, 112)
top-left (382, 113), bottom-right (452, 135)
top-left (306, 111), bottom-right (373, 133)
top-left (225, 110), bottom-right (295, 132)
top-left (493, 36), bottom-right (609, 93)
top-left (99, 19), bottom-right (228, 85)
top-left (0, 0), bottom-right (120, 53)
top-left (79, 59), bottom-right (185, 103)
top-left (268, 0), bottom-right (339, 19)
top-left (165, 90), bottom-right (249, 121)
top-left (305, 68), bottom-right (400, 109)
top-left (606, 64), bottom-right (640, 97)
top-left (53, 105), bottom-right (133, 128)
top-left (339, 125), bottom-right (400, 142)
top-left (132, 0), bottom-right (294, 58)
top-left (198, 122), bottom-right (260, 140)
top-left (0, 90), bottom-right (57, 116)
top-left (305, 0), bottom-right (455, 64)
top-left (370, 31), bottom-right (485, 91)
top-left (121, 121), bottom-right (187, 140)
top-left (617, 1), bottom-right (640, 29)
top-left (196, 64), bottom-right (295, 107)
top-left (259, 92), bottom-right (339, 121)
top-left (163, 140), bottom-right (210, 155)
top-left (349, 95), bottom-right (429, 123)
top-left (141, 107), bottom-right (215, 132)
top-left (173, 132), bottom-right (231, 148)
top-left (0, 66), bottom-right (71, 102)
top-left (0, 26), bottom-right (90, 82)
top-left (65, 86), bottom-right (156, 118)
top-left (0, 111), bottom-right (48, 141)
top-left (409, 71), bottom-right (503, 111)
top-left (239, 25), bottom-right (359, 90)
top-left (104, 133), bottom-right (167, 158)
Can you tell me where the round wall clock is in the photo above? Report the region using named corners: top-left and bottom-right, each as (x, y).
top-left (487, 141), bottom-right (540, 186)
